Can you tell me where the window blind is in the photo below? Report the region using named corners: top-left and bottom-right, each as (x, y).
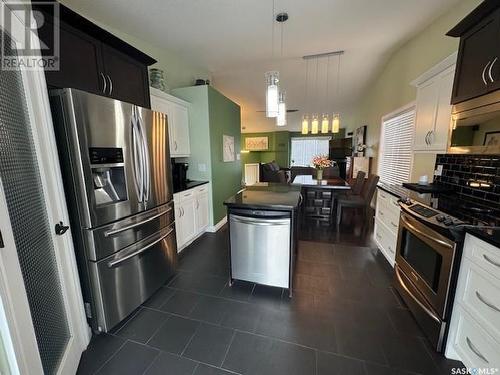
top-left (378, 107), bottom-right (415, 185)
top-left (290, 137), bottom-right (330, 167)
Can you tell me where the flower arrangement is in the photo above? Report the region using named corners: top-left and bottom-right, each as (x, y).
top-left (311, 154), bottom-right (333, 170)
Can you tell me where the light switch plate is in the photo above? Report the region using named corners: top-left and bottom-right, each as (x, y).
top-left (236, 153), bottom-right (240, 160)
top-left (198, 163), bottom-right (207, 172)
top-left (434, 164), bottom-right (443, 176)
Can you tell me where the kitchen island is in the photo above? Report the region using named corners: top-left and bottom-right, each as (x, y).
top-left (224, 183), bottom-right (302, 296)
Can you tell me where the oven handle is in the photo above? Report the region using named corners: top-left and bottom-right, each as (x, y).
top-left (400, 214), bottom-right (453, 249)
top-left (395, 266), bottom-right (441, 324)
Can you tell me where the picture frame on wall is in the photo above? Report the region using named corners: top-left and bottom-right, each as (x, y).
top-left (223, 135), bottom-right (235, 162)
top-left (245, 136), bottom-right (269, 151)
top-left (354, 125), bottom-right (367, 156)
top-left (483, 131), bottom-right (500, 146)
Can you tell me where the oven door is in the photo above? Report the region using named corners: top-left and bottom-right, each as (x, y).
top-left (395, 212), bottom-right (456, 317)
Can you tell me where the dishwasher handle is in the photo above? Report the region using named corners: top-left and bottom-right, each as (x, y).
top-left (230, 214), bottom-right (290, 226)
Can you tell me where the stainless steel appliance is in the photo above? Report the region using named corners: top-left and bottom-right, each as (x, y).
top-left (229, 209), bottom-right (291, 289)
top-left (50, 88), bottom-right (177, 332)
top-left (395, 203), bottom-right (459, 351)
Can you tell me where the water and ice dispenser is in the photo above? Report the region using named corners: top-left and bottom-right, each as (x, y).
top-left (89, 148), bottom-right (127, 206)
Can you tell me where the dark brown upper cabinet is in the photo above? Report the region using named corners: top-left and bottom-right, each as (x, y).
top-left (448, 1), bottom-right (500, 105)
top-left (34, 2), bottom-right (155, 108)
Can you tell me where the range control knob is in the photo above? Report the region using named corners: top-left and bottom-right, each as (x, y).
top-left (443, 217), bottom-right (453, 226)
top-left (436, 215), bottom-right (446, 222)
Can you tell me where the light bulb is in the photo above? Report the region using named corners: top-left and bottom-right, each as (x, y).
top-left (276, 92), bottom-right (286, 126)
top-left (321, 114), bottom-right (329, 133)
top-left (265, 71), bottom-right (279, 118)
top-left (311, 115), bottom-right (319, 134)
top-left (332, 114), bottom-right (340, 133)
top-left (301, 116), bottom-right (309, 134)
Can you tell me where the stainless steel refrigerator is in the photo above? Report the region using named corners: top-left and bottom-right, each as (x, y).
top-left (49, 88), bottom-right (177, 332)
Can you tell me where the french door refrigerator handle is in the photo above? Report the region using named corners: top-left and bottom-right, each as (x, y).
top-left (136, 111), bottom-right (150, 203)
top-left (104, 207), bottom-right (173, 237)
top-left (131, 111), bottom-right (144, 202)
top-left (107, 227), bottom-right (174, 268)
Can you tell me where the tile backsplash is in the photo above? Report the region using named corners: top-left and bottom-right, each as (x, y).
top-left (434, 154), bottom-right (500, 210)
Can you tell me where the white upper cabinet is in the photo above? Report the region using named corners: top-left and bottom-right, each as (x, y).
top-left (412, 54), bottom-right (456, 152)
top-left (150, 88), bottom-right (190, 157)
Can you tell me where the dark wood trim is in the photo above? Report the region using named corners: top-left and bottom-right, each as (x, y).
top-left (447, 0), bottom-right (500, 37)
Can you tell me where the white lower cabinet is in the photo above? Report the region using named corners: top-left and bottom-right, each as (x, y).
top-left (174, 184), bottom-right (210, 252)
top-left (446, 234), bottom-right (500, 368)
top-left (374, 188), bottom-right (400, 267)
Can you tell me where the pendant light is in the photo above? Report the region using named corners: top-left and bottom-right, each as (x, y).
top-left (311, 115), bottom-right (319, 134)
top-left (321, 56), bottom-right (331, 133)
top-left (276, 12), bottom-right (288, 127)
top-left (265, 71), bottom-right (279, 118)
top-left (332, 114), bottom-right (340, 133)
top-left (301, 58), bottom-right (310, 134)
top-left (277, 91), bottom-right (287, 126)
top-left (265, 0), bottom-right (279, 118)
top-left (311, 57), bottom-right (319, 134)
top-left (332, 53), bottom-right (342, 133)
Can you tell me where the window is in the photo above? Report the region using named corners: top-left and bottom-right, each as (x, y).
top-left (378, 105), bottom-right (415, 185)
top-left (290, 137), bottom-right (330, 166)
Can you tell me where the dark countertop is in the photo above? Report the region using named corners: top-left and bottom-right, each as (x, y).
top-left (224, 183), bottom-right (302, 211)
top-left (292, 175), bottom-right (351, 190)
top-left (173, 180), bottom-right (209, 194)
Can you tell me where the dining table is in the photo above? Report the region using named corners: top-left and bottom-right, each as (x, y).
top-left (292, 175), bottom-right (351, 223)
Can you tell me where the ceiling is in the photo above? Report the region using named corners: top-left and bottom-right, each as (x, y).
top-left (61, 0), bottom-right (462, 133)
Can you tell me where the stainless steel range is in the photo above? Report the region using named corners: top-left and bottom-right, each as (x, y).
top-left (50, 89), bottom-right (177, 332)
top-left (395, 195), bottom-right (500, 352)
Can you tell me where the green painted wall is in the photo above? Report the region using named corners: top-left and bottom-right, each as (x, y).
top-left (350, 0), bottom-right (481, 178)
top-left (208, 87), bottom-right (242, 224)
top-left (241, 131), bottom-right (290, 167)
top-left (172, 86), bottom-right (241, 225)
top-left (61, 1), bottom-right (210, 90)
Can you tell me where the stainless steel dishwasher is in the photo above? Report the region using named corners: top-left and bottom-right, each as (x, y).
top-left (229, 209), bottom-right (291, 288)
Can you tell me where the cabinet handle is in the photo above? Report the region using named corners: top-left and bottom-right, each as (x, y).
top-left (174, 141), bottom-right (178, 151)
top-left (107, 75), bottom-right (113, 95)
top-left (379, 211), bottom-right (384, 216)
top-left (424, 131), bottom-right (429, 145)
top-left (488, 57), bottom-right (498, 83)
top-left (466, 337), bottom-right (489, 364)
top-left (100, 72), bottom-right (107, 93)
top-left (482, 60), bottom-right (491, 86)
top-left (196, 200), bottom-right (199, 209)
top-left (376, 233), bottom-right (382, 240)
top-left (475, 291), bottom-right (500, 313)
top-left (483, 254), bottom-right (500, 268)
top-left (388, 246), bottom-right (394, 254)
top-left (391, 221), bottom-right (398, 228)
top-left (428, 130), bottom-right (433, 145)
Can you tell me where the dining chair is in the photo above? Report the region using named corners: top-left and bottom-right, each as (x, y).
top-left (336, 174), bottom-right (379, 225)
top-left (350, 171), bottom-right (366, 195)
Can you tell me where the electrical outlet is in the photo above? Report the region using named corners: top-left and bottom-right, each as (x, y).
top-left (198, 163), bottom-right (207, 172)
top-left (434, 165), bottom-right (443, 176)
top-left (236, 153), bottom-right (240, 160)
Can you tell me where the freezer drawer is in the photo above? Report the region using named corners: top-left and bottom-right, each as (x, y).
top-left (85, 202), bottom-right (174, 260)
top-left (89, 224), bottom-right (177, 332)
top-left (229, 213), bottom-right (290, 289)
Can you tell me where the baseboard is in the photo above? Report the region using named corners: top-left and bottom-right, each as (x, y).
top-left (206, 216), bottom-right (227, 233)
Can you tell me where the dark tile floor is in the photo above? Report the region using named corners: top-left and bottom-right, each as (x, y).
top-left (77, 217), bottom-right (464, 375)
